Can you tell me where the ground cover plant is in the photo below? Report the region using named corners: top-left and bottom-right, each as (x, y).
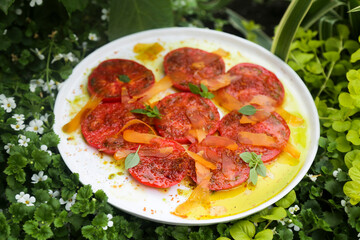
top-left (0, 0), bottom-right (360, 239)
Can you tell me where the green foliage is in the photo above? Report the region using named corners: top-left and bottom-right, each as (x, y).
top-left (125, 146), bottom-right (141, 170)
top-left (131, 104), bottom-right (162, 119)
top-left (189, 83), bottom-right (215, 99)
top-left (240, 152), bottom-right (266, 185)
top-left (1, 0), bottom-right (360, 239)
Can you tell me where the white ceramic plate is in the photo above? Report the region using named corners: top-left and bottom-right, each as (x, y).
top-left (53, 27), bottom-right (320, 225)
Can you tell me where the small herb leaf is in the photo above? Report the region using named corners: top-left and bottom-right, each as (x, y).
top-left (131, 104), bottom-right (162, 119)
top-left (240, 151), bottom-right (266, 185)
top-left (118, 74), bottom-right (131, 83)
top-left (239, 105), bottom-right (258, 115)
top-left (125, 146), bottom-right (141, 169)
top-left (188, 83), bottom-right (214, 99)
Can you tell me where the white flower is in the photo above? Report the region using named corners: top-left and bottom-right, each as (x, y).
top-left (40, 113), bottom-right (50, 122)
top-left (29, 0), bottom-right (43, 7)
top-left (289, 205), bottom-right (300, 215)
top-left (12, 114), bottom-right (25, 121)
top-left (63, 52), bottom-right (79, 62)
top-left (72, 34), bottom-right (78, 41)
top-left (40, 145), bottom-right (52, 155)
top-left (11, 121), bottom-right (25, 131)
top-left (358, 232), bottom-right (360, 239)
top-left (307, 174), bottom-right (318, 182)
top-left (49, 190), bottom-right (60, 198)
top-left (4, 143), bottom-right (14, 154)
top-left (31, 48), bottom-right (45, 60)
top-left (101, 9), bottom-right (109, 21)
top-left (29, 79), bottom-right (44, 92)
top-left (1, 97), bottom-right (16, 113)
top-left (341, 200), bottom-right (347, 207)
top-left (3, 29), bottom-right (7, 35)
top-left (60, 193), bottom-right (77, 211)
top-left (42, 79), bottom-right (57, 93)
top-left (51, 53), bottom-right (64, 64)
top-left (18, 134), bottom-right (30, 147)
top-left (333, 168), bottom-right (342, 178)
top-left (0, 94), bottom-right (6, 101)
top-left (288, 223), bottom-right (300, 232)
top-left (15, 8), bottom-right (22, 15)
top-left (15, 192), bottom-right (36, 206)
top-left (31, 171), bottom-right (48, 184)
top-left (103, 214), bottom-right (114, 230)
top-left (88, 33), bottom-right (99, 41)
top-left (26, 119), bottom-right (44, 134)
top-left (82, 41), bottom-right (88, 50)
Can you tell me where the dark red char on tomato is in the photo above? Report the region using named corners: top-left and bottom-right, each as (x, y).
top-left (154, 92), bottom-right (220, 144)
top-left (188, 143), bottom-right (250, 191)
top-left (163, 47), bottom-right (225, 91)
top-left (81, 101), bottom-right (150, 154)
top-left (219, 111), bottom-right (290, 162)
top-left (87, 59), bottom-right (155, 101)
top-left (220, 63), bottom-right (284, 107)
top-left (128, 138), bottom-right (190, 188)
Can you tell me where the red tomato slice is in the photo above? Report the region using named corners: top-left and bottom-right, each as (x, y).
top-left (128, 138), bottom-right (190, 188)
top-left (188, 144), bottom-right (250, 191)
top-left (154, 92), bottom-right (220, 144)
top-left (163, 47), bottom-right (225, 91)
top-left (87, 59), bottom-right (155, 101)
top-left (81, 101), bottom-right (150, 154)
top-left (218, 63), bottom-right (285, 107)
top-left (219, 110), bottom-right (290, 162)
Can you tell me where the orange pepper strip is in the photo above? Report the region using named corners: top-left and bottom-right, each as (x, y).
top-left (200, 74), bottom-right (234, 91)
top-left (122, 130), bottom-right (160, 144)
top-left (113, 149), bottom-right (133, 161)
top-left (283, 142), bottom-right (301, 159)
top-left (238, 132), bottom-right (277, 148)
top-left (131, 75), bottom-right (173, 102)
top-left (276, 108), bottom-right (304, 126)
top-left (62, 96), bottom-right (102, 133)
top-left (201, 135), bottom-right (238, 151)
top-left (116, 119), bottom-right (157, 137)
top-left (186, 150), bottom-right (217, 170)
top-left (214, 88), bottom-right (243, 111)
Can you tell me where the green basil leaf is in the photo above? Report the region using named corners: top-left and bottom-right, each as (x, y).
top-left (239, 105), bottom-right (258, 115)
top-left (240, 152), bottom-right (252, 163)
top-left (189, 83), bottom-right (201, 94)
top-left (118, 74), bottom-right (131, 83)
top-left (256, 163), bottom-right (267, 177)
top-left (125, 146), bottom-right (141, 169)
top-left (249, 168), bottom-right (258, 185)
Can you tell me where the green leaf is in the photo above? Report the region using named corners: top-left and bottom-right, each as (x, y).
top-left (335, 135), bottom-right (352, 152)
top-left (301, 0), bottom-right (344, 30)
top-left (189, 83), bottom-right (201, 94)
top-left (131, 104), bottom-right (162, 119)
top-left (349, 165), bottom-right (360, 182)
top-left (188, 83), bottom-right (214, 99)
top-left (325, 179), bottom-right (344, 197)
top-left (125, 146), bottom-right (141, 169)
top-left (92, 212), bottom-right (108, 227)
top-left (240, 152), bottom-right (252, 163)
top-left (323, 51), bottom-right (340, 62)
top-left (34, 204), bottom-right (55, 223)
top-left (59, 0), bottom-right (89, 15)
top-left (271, 0), bottom-right (314, 61)
top-left (40, 132), bottom-right (60, 148)
top-left (325, 37), bottom-right (342, 52)
top-left (332, 120), bottom-right (351, 132)
top-left (276, 190), bottom-right (296, 208)
top-left (261, 207), bottom-right (287, 220)
top-left (254, 229), bottom-right (273, 240)
top-left (0, 0), bottom-right (15, 15)
top-left (118, 74), bottom-right (130, 83)
top-left (23, 220), bottom-right (38, 237)
top-left (54, 211), bottom-right (68, 228)
top-left (346, 130), bottom-right (360, 145)
top-left (32, 149), bottom-right (51, 171)
top-left (344, 181), bottom-right (360, 205)
top-left (249, 168), bottom-right (258, 185)
top-left (351, 49), bottom-right (360, 63)
top-left (0, 212), bottom-right (10, 239)
top-left (257, 164), bottom-right (266, 177)
top-left (82, 225), bottom-right (97, 240)
top-left (108, 0), bottom-right (174, 40)
top-left (77, 185), bottom-right (93, 201)
top-left (230, 220), bottom-right (255, 239)
top-left (226, 9), bottom-right (272, 50)
top-left (239, 105), bottom-right (258, 116)
top-left (339, 92), bottom-right (355, 108)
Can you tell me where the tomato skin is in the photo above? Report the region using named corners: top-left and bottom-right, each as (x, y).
top-left (163, 47), bottom-right (225, 91)
top-left (219, 110), bottom-right (290, 162)
top-left (128, 138), bottom-right (190, 188)
top-left (188, 143), bottom-right (250, 191)
top-left (154, 92), bottom-right (220, 144)
top-left (220, 63), bottom-right (285, 106)
top-left (87, 59), bottom-right (155, 101)
top-left (81, 101), bottom-right (149, 154)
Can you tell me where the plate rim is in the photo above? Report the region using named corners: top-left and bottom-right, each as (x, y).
top-left (54, 27), bottom-right (320, 226)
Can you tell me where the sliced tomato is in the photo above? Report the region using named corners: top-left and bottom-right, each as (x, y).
top-left (219, 110), bottom-right (290, 162)
top-left (81, 101), bottom-right (151, 154)
top-left (128, 138), bottom-right (190, 188)
top-left (163, 47), bottom-right (225, 91)
top-left (154, 92), bottom-right (220, 144)
top-left (188, 144), bottom-right (250, 191)
top-left (218, 63), bottom-right (285, 107)
top-left (87, 59), bottom-right (155, 101)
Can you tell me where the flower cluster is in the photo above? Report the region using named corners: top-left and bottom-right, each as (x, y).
top-left (30, 79), bottom-right (58, 96)
top-left (60, 193), bottom-right (77, 211)
top-left (103, 214), bottom-right (114, 230)
top-left (0, 94), bottom-right (16, 113)
top-left (10, 114), bottom-right (25, 131)
top-left (15, 192), bottom-right (36, 206)
top-left (51, 52), bottom-right (79, 64)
